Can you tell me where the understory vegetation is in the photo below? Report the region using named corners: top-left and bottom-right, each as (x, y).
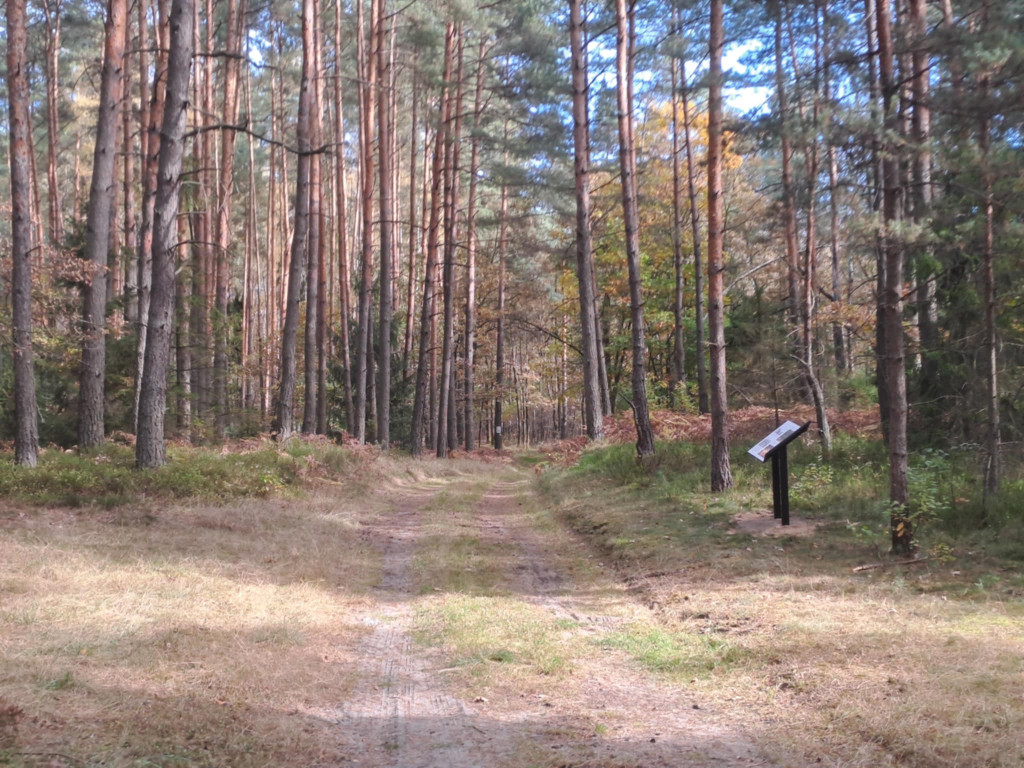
top-left (539, 440), bottom-right (1024, 766)
top-left (0, 438), bottom-right (361, 509)
top-left (558, 436), bottom-right (1024, 562)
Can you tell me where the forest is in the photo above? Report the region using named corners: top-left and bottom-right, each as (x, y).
top-left (1, 0), bottom-right (1024, 763)
top-left (3, 0), bottom-right (1022, 552)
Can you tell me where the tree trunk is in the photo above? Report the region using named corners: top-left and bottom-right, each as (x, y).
top-left (463, 41), bottom-right (486, 451)
top-left (304, 0), bottom-right (325, 435)
top-left (6, 0), bottom-right (40, 466)
top-left (333, 1), bottom-right (354, 434)
top-left (615, 0), bottom-right (654, 457)
top-left (979, 37), bottom-right (1000, 497)
top-left (376, 0), bottom-right (394, 447)
top-left (669, 20), bottom-right (686, 409)
top-left (876, 0), bottom-right (911, 552)
top-left (908, 0), bottom-right (937, 388)
top-left (178, 215), bottom-right (193, 429)
top-left (212, 0), bottom-right (244, 438)
top-left (494, 138), bottom-right (509, 450)
top-left (276, 0), bottom-right (314, 441)
top-left (775, 2), bottom-right (802, 352)
top-left (824, 10), bottom-right (845, 374)
top-left (403, 73), bottom-right (419, 381)
top-left (353, 0), bottom-right (378, 444)
top-left (134, 0), bottom-right (170, 432)
top-left (678, 55), bottom-right (708, 415)
top-left (136, 0), bottom-right (193, 467)
top-left (708, 0), bottom-right (732, 490)
top-left (78, 0), bottom-right (128, 448)
top-left (42, 0), bottom-right (64, 247)
top-left (569, 0), bottom-right (604, 440)
top-left (410, 33), bottom-right (453, 455)
top-left (123, 11), bottom-right (139, 326)
top-left (437, 30), bottom-right (465, 458)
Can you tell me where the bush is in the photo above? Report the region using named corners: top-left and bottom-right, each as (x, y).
top-left (0, 439), bottom-right (356, 508)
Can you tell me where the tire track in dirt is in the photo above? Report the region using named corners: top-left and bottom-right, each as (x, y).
top-left (470, 472), bottom-right (774, 767)
top-left (334, 468), bottom-right (771, 767)
top-left (336, 478), bottom-right (514, 767)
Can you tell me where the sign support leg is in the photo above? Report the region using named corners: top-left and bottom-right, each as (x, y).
top-left (771, 452), bottom-right (782, 520)
top-left (780, 446), bottom-right (790, 526)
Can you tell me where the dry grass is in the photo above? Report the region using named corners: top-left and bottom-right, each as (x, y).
top-left (545, 452), bottom-right (1024, 768)
top-left (0, 446), bottom-right (447, 767)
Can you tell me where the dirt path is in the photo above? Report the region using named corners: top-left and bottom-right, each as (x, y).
top-left (335, 465), bottom-right (771, 768)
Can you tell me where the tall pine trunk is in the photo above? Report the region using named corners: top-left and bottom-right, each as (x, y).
top-left (679, 54), bottom-right (708, 415)
top-left (136, 0), bottom-right (194, 467)
top-left (707, 0), bottom-right (732, 490)
top-left (353, 0), bottom-right (378, 444)
top-left (79, 0), bottom-right (128, 448)
top-left (333, 2), bottom-right (354, 433)
top-left (568, 0), bottom-right (604, 440)
top-left (669, 21), bottom-right (686, 408)
top-left (615, 0), bottom-right (654, 457)
top-left (276, 0), bottom-right (315, 441)
top-left (133, 0), bottom-right (170, 432)
top-left (436, 31), bottom-right (465, 458)
top-left (6, 0), bottom-right (40, 466)
top-left (213, 0), bottom-right (244, 438)
top-left (876, 0), bottom-right (911, 552)
top-left (376, 0), bottom-right (394, 447)
top-left (494, 137), bottom-right (509, 450)
top-left (410, 59), bottom-right (451, 454)
top-left (463, 41), bottom-right (486, 451)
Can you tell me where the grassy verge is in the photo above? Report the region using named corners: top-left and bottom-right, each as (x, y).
top-left (542, 437), bottom-right (1024, 768)
top-left (0, 438), bottom-right (366, 508)
top-left (0, 442), bottom-right (408, 767)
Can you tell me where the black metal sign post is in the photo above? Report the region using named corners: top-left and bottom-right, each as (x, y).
top-left (748, 421), bottom-right (811, 526)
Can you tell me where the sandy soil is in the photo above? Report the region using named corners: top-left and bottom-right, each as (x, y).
top-left (333, 467), bottom-right (772, 768)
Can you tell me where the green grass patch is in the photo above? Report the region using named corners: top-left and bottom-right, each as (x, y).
top-left (598, 622), bottom-right (742, 677)
top-left (414, 594), bottom-right (580, 677)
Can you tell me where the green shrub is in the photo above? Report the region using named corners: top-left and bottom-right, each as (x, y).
top-left (0, 439), bottom-right (348, 508)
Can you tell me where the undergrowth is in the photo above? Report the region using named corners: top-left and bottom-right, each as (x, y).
top-left (0, 439), bottom-right (360, 508)
top-left (566, 435), bottom-right (1024, 560)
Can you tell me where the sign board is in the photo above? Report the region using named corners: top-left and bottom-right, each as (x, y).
top-left (747, 420), bottom-right (803, 462)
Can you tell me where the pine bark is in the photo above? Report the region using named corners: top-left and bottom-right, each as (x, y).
top-left (707, 0), bottom-right (732, 490)
top-left (276, 0), bottom-right (315, 441)
top-left (213, 0), bottom-right (245, 438)
top-left (678, 56), bottom-right (708, 415)
top-left (42, 0), bottom-right (64, 246)
top-left (568, 0), bottom-right (604, 440)
top-left (669, 25), bottom-right (686, 408)
top-left (353, 0), bottom-right (378, 444)
top-left (436, 31), bottom-right (465, 458)
top-left (615, 0), bottom-right (654, 457)
top-left (403, 76), bottom-right (419, 381)
top-left (376, 0), bottom-right (394, 447)
top-left (304, 0), bottom-right (325, 435)
top-left (6, 0), bottom-right (40, 466)
top-left (978, 10), bottom-right (999, 497)
top-left (332, 2), bottom-right (355, 434)
top-left (79, 0), bottom-right (128, 448)
top-left (134, 0), bottom-right (170, 432)
top-left (494, 139), bottom-right (509, 450)
top-left (908, 0), bottom-right (937, 386)
top-left (876, 0), bottom-right (911, 551)
top-left (410, 65), bottom-right (450, 454)
top-left (464, 41), bottom-right (486, 451)
top-left (136, 0), bottom-right (194, 467)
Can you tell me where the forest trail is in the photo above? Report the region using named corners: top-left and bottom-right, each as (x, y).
top-left (334, 461), bottom-right (770, 767)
